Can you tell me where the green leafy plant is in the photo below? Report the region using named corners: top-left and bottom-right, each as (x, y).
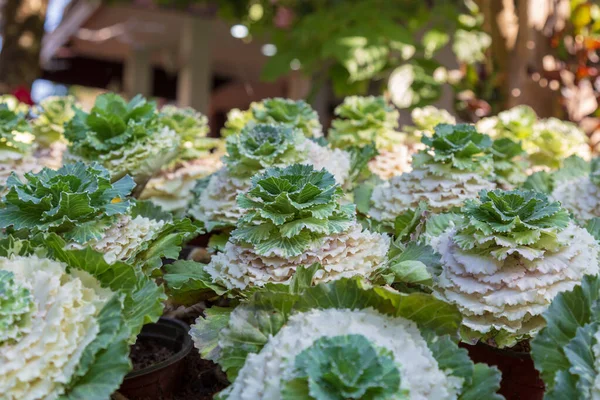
top-left (531, 275), bottom-right (600, 399)
top-left (455, 189), bottom-right (570, 260)
top-left (0, 235), bottom-right (164, 400)
top-left (159, 105), bottom-right (223, 162)
top-left (328, 96), bottom-right (403, 150)
top-left (31, 95), bottom-right (78, 146)
top-left (0, 162), bottom-right (134, 243)
top-left (415, 123), bottom-right (493, 171)
top-left (489, 138), bottom-right (528, 187)
top-left (231, 164), bottom-right (355, 258)
top-left (0, 163), bottom-right (199, 270)
top-left (64, 94), bottom-right (180, 184)
top-left (222, 98), bottom-right (322, 138)
top-left (0, 104), bottom-right (34, 161)
top-left (224, 123), bottom-right (306, 178)
top-left (190, 278), bottom-right (503, 399)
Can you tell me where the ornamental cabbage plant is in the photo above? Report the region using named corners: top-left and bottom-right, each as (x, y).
top-left (30, 95), bottom-right (79, 170)
top-left (63, 94), bottom-right (180, 188)
top-left (531, 275), bottom-right (600, 399)
top-left (190, 278), bottom-right (503, 400)
top-left (0, 162), bottom-right (198, 271)
top-left (0, 235), bottom-right (164, 400)
top-left (489, 138), bottom-right (528, 188)
top-left (476, 105), bottom-right (590, 168)
top-left (551, 157), bottom-right (600, 222)
top-left (327, 96), bottom-right (413, 180)
top-left (431, 189), bottom-right (599, 348)
top-left (370, 123), bottom-right (495, 225)
top-left (0, 104), bottom-right (38, 188)
top-left (406, 106), bottom-right (456, 137)
top-left (221, 98), bottom-right (323, 137)
top-left (139, 106), bottom-right (225, 213)
top-left (189, 123), bottom-right (351, 231)
top-left (203, 164), bottom-right (390, 290)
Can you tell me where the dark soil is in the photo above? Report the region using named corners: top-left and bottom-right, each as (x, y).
top-left (116, 346), bottom-right (227, 400)
top-left (171, 348), bottom-right (228, 400)
top-left (130, 338), bottom-right (177, 371)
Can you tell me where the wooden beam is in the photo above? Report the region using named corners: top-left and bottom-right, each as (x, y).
top-left (177, 16), bottom-right (212, 114)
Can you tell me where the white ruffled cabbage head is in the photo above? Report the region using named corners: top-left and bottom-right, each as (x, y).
top-left (223, 307), bottom-right (462, 400)
top-left (86, 214), bottom-right (166, 264)
top-left (140, 155), bottom-right (224, 213)
top-left (188, 168), bottom-right (250, 230)
top-left (301, 140), bottom-right (351, 185)
top-left (368, 144), bottom-right (413, 180)
top-left (205, 221), bottom-right (390, 290)
top-left (0, 256), bottom-right (111, 400)
top-left (370, 166), bottom-right (494, 224)
top-left (552, 176), bottom-right (600, 222)
top-left (432, 189), bottom-right (600, 347)
top-left (434, 224), bottom-right (598, 343)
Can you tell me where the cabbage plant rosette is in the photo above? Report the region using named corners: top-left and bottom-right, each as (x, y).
top-left (139, 106), bottom-right (225, 213)
top-left (190, 278), bottom-right (503, 400)
top-left (189, 124), bottom-right (351, 232)
top-left (551, 158), bottom-right (600, 222)
top-left (0, 235), bottom-right (165, 400)
top-left (221, 98), bottom-right (323, 138)
top-left (431, 189), bottom-right (599, 347)
top-left (369, 123), bottom-right (496, 226)
top-left (0, 104), bottom-right (38, 188)
top-left (63, 94), bottom-right (180, 192)
top-left (204, 164), bottom-right (390, 290)
top-left (0, 162), bottom-right (198, 272)
top-left (476, 105), bottom-right (590, 169)
top-left (31, 95), bottom-right (79, 170)
top-left (328, 96), bottom-right (412, 181)
top-left (531, 275), bottom-right (600, 399)
top-left (406, 106), bottom-right (457, 138)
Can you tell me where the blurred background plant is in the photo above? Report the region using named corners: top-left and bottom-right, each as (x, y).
top-left (1, 0), bottom-right (599, 146)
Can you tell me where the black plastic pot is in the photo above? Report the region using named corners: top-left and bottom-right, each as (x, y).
top-left (119, 318), bottom-right (193, 400)
top-left (460, 342), bottom-right (545, 400)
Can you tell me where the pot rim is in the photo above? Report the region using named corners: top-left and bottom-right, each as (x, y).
top-left (124, 317), bottom-right (193, 379)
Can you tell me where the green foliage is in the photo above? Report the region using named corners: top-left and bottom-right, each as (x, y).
top-left (31, 95), bottom-right (78, 146)
top-left (522, 155), bottom-right (590, 194)
top-left (159, 105), bottom-right (222, 161)
top-left (413, 123), bottom-right (493, 171)
top-left (454, 189), bottom-right (571, 260)
top-left (0, 104), bottom-right (34, 159)
top-left (163, 260), bottom-right (227, 305)
top-left (225, 123), bottom-right (306, 178)
top-left (65, 94), bottom-right (159, 159)
top-left (489, 138), bottom-right (528, 186)
top-left (231, 164), bottom-right (355, 257)
top-left (0, 162), bottom-right (135, 244)
top-left (221, 98), bottom-right (322, 138)
top-left (0, 270), bottom-right (34, 343)
top-left (531, 275), bottom-right (600, 399)
top-left (41, 234), bottom-right (166, 341)
top-left (281, 334), bottom-right (403, 400)
top-left (328, 96), bottom-right (403, 150)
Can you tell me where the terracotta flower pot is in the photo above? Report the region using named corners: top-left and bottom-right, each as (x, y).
top-left (119, 318), bottom-right (193, 400)
top-left (460, 342), bottom-right (545, 400)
